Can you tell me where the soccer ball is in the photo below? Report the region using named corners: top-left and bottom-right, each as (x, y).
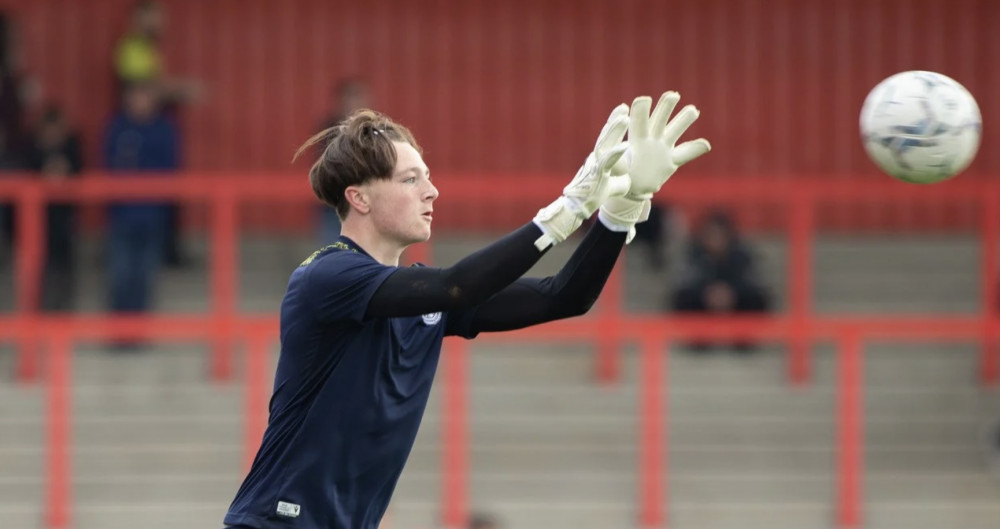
top-left (859, 70), bottom-right (981, 184)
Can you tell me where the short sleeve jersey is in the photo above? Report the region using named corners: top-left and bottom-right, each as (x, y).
top-left (224, 237), bottom-right (473, 529)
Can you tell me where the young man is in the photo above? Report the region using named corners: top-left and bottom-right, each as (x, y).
top-left (223, 92), bottom-right (709, 529)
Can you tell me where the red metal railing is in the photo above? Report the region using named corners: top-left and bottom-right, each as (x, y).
top-left (0, 173), bottom-right (996, 528)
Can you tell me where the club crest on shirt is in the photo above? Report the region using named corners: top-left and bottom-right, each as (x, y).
top-left (421, 312), bottom-right (442, 325)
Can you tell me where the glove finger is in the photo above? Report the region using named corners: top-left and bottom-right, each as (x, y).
top-left (662, 104), bottom-right (701, 146)
top-left (596, 114), bottom-right (629, 154)
top-left (597, 103), bottom-right (628, 143)
top-left (599, 142), bottom-right (629, 174)
top-left (672, 138), bottom-right (712, 166)
top-left (595, 104), bottom-right (628, 147)
top-left (649, 91), bottom-right (680, 140)
top-left (629, 95), bottom-right (652, 140)
top-left (608, 103), bottom-right (629, 122)
top-left (604, 174), bottom-right (631, 198)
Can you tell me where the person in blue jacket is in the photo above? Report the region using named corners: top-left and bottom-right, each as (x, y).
top-left (103, 81), bottom-right (179, 343)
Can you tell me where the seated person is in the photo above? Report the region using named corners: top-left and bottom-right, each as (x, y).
top-left (669, 209), bottom-right (770, 351)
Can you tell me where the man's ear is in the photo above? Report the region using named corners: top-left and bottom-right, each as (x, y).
top-left (343, 185), bottom-right (371, 215)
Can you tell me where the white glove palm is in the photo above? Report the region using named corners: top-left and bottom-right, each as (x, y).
top-left (600, 91), bottom-right (710, 242)
top-left (622, 91), bottom-right (711, 199)
top-left (533, 104), bottom-right (631, 250)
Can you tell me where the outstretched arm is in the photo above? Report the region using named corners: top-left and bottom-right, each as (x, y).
top-left (363, 105), bottom-right (630, 319)
top-left (365, 222), bottom-right (549, 318)
top-left (450, 219), bottom-right (626, 334)
top-left (453, 90), bottom-right (713, 335)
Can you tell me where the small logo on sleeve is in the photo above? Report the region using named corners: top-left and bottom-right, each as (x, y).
top-left (421, 312), bottom-right (442, 325)
top-left (276, 501), bottom-right (301, 518)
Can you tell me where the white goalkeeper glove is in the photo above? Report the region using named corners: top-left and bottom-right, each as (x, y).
top-left (533, 104), bottom-right (631, 250)
top-left (599, 91), bottom-right (711, 242)
top-left (598, 194), bottom-right (651, 243)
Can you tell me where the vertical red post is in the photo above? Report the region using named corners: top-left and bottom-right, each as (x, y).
top-left (788, 192), bottom-right (815, 384)
top-left (836, 327), bottom-right (863, 528)
top-left (244, 331), bottom-right (269, 470)
top-left (595, 258), bottom-right (624, 384)
top-left (46, 331), bottom-right (72, 529)
top-left (980, 192), bottom-right (999, 385)
top-left (211, 188), bottom-right (238, 381)
top-left (638, 334), bottom-right (665, 528)
top-left (16, 186), bottom-right (45, 381)
top-left (441, 339), bottom-right (468, 528)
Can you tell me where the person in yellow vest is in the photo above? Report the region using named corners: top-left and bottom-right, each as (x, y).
top-left (114, 0), bottom-right (202, 109)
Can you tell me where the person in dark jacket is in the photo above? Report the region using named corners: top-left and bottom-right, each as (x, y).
top-left (26, 104), bottom-right (83, 311)
top-left (670, 209), bottom-right (771, 352)
top-left (0, 11), bottom-right (31, 262)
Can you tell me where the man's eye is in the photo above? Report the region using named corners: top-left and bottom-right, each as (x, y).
top-left (404, 177), bottom-right (416, 183)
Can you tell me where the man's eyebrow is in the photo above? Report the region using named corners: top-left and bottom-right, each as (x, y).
top-left (397, 166), bottom-right (429, 176)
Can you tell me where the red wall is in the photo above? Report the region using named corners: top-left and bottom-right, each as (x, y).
top-left (1, 0), bottom-right (997, 230)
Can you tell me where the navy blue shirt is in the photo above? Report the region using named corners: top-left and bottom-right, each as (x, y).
top-left (225, 238), bottom-right (474, 529)
top-left (103, 111), bottom-right (180, 224)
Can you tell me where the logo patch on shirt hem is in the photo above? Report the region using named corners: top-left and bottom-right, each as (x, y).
top-left (422, 312), bottom-right (442, 325)
top-left (277, 501), bottom-right (301, 518)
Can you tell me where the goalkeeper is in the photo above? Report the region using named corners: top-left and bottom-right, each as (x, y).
top-left (223, 92), bottom-right (709, 529)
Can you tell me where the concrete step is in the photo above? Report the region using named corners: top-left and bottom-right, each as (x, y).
top-left (11, 498), bottom-right (994, 529)
top-left (394, 500), bottom-right (640, 529)
top-left (57, 445), bottom-right (241, 476)
top-left (0, 476), bottom-right (238, 505)
top-left (1, 415), bottom-right (989, 459)
top-left (668, 501), bottom-right (830, 529)
top-left (5, 471), bottom-right (995, 506)
top-left (3, 379), bottom-right (991, 422)
top-left (1, 416), bottom-right (240, 447)
top-left (866, 502), bottom-right (1000, 529)
top-left (2, 399), bottom-right (990, 449)
top-left (867, 473), bottom-right (1000, 501)
top-left (59, 502), bottom-right (224, 529)
top-left (0, 506), bottom-right (42, 529)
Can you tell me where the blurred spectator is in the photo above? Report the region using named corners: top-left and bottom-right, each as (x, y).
top-left (669, 209), bottom-right (771, 352)
top-left (114, 0), bottom-right (203, 107)
top-left (468, 511), bottom-right (502, 529)
top-left (103, 81), bottom-right (179, 340)
top-left (316, 77), bottom-right (370, 244)
top-left (0, 10), bottom-right (30, 155)
top-left (0, 10), bottom-right (32, 263)
top-left (114, 0), bottom-right (202, 268)
top-left (0, 129), bottom-right (25, 265)
top-left (26, 105), bottom-right (83, 311)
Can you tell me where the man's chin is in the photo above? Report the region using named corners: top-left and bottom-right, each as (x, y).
top-left (406, 230), bottom-right (432, 245)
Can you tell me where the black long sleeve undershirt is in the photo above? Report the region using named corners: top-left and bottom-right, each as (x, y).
top-left (365, 221), bottom-right (627, 331)
top-left (365, 222), bottom-right (551, 319)
top-left (458, 221), bottom-right (626, 333)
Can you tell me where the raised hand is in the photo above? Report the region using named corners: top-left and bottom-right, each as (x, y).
top-left (533, 104), bottom-right (631, 250)
top-left (622, 91), bottom-right (711, 199)
top-left (599, 91), bottom-right (711, 243)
